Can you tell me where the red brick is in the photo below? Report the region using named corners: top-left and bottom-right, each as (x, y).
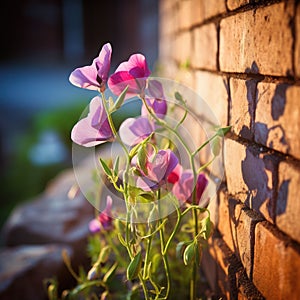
top-left (194, 71), bottom-right (228, 126)
top-left (295, 3), bottom-right (300, 78)
top-left (173, 31), bottom-right (192, 64)
top-left (229, 78), bottom-right (256, 140)
top-left (193, 23), bottom-right (218, 70)
top-left (217, 191), bottom-right (235, 252)
top-left (253, 222), bottom-right (300, 299)
top-left (227, 0), bottom-right (250, 11)
top-left (224, 138), bottom-right (277, 222)
top-left (206, 238), bottom-right (237, 299)
top-left (178, 0), bottom-right (193, 30)
top-left (255, 83), bottom-right (300, 160)
top-left (191, 0), bottom-right (226, 25)
top-left (276, 161), bottom-right (300, 244)
top-left (218, 192), bottom-right (263, 278)
top-left (219, 2), bottom-right (294, 76)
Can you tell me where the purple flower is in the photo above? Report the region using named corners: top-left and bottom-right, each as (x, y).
top-left (172, 171), bottom-right (208, 206)
top-left (108, 54), bottom-right (151, 99)
top-left (142, 80), bottom-right (167, 118)
top-left (69, 43), bottom-right (112, 91)
top-left (89, 196), bottom-right (113, 233)
top-left (136, 149), bottom-right (178, 191)
top-left (119, 116), bottom-right (154, 146)
top-left (71, 96), bottom-right (113, 147)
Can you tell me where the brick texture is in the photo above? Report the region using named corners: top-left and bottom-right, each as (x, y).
top-left (217, 192), bottom-right (263, 278)
top-left (193, 23), bottom-right (218, 70)
top-left (229, 77), bottom-right (256, 140)
top-left (255, 83), bottom-right (300, 160)
top-left (219, 2), bottom-right (294, 76)
top-left (227, 0), bottom-right (250, 11)
top-left (253, 222), bottom-right (300, 299)
top-left (295, 3), bottom-right (300, 78)
top-left (159, 0), bottom-right (300, 297)
top-left (178, 0), bottom-right (192, 30)
top-left (191, 0), bottom-right (226, 25)
top-left (276, 160), bottom-right (300, 244)
top-left (224, 138), bottom-right (278, 222)
top-left (195, 71), bottom-right (228, 125)
top-left (174, 31), bottom-right (192, 64)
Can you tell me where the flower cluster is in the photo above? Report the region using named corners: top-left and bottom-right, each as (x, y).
top-left (61, 42), bottom-right (230, 300)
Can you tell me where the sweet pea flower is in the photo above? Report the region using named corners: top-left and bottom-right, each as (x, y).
top-left (89, 196), bottom-right (113, 233)
top-left (136, 149), bottom-right (178, 191)
top-left (71, 96), bottom-right (113, 147)
top-left (172, 170), bottom-right (208, 206)
top-left (142, 80), bottom-right (167, 119)
top-left (108, 53), bottom-right (151, 99)
top-left (69, 43), bottom-right (112, 92)
top-left (119, 116), bottom-right (154, 146)
top-left (167, 163), bottom-right (183, 184)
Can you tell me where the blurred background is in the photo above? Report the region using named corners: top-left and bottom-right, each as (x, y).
top-left (0, 0), bottom-right (158, 229)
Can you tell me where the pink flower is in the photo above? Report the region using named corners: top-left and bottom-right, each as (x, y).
top-left (71, 96), bottom-right (113, 147)
top-left (119, 116), bottom-right (154, 146)
top-left (89, 196), bottom-right (113, 233)
top-left (69, 43), bottom-right (112, 91)
top-left (142, 80), bottom-right (167, 119)
top-left (172, 171), bottom-right (208, 206)
top-left (167, 164), bottom-right (183, 184)
top-left (108, 54), bottom-right (151, 99)
top-left (136, 149), bottom-right (178, 191)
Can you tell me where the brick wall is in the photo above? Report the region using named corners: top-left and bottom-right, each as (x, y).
top-left (159, 0), bottom-right (300, 298)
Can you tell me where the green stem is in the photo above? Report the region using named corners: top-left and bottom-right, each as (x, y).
top-left (157, 191), bottom-right (171, 299)
top-left (191, 132), bottom-right (218, 158)
top-left (143, 235), bottom-right (152, 279)
top-left (162, 205), bottom-right (182, 255)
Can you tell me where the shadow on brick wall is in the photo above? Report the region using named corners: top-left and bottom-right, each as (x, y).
top-left (241, 62), bottom-right (289, 218)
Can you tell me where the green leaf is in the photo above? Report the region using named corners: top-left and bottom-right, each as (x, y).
top-left (200, 216), bottom-right (213, 240)
top-left (211, 136), bottom-right (221, 156)
top-left (129, 143), bottom-right (142, 159)
top-left (216, 125), bottom-right (231, 136)
top-left (137, 145), bottom-right (148, 175)
top-left (99, 158), bottom-right (113, 177)
top-left (137, 192), bottom-right (154, 203)
top-left (112, 85), bottom-right (129, 111)
top-left (151, 253), bottom-right (162, 274)
top-left (103, 262), bottom-right (118, 283)
top-left (194, 242), bottom-right (202, 266)
top-left (176, 241), bottom-right (189, 259)
top-left (99, 245), bottom-right (111, 264)
top-left (183, 242), bottom-right (195, 266)
top-left (117, 233), bottom-right (127, 247)
top-left (113, 156), bottom-right (120, 176)
top-left (174, 91), bottom-right (184, 103)
top-left (127, 251), bottom-right (142, 280)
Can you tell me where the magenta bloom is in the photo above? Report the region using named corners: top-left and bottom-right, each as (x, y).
top-left (108, 54), bottom-right (151, 99)
top-left (89, 196), bottom-right (113, 233)
top-left (142, 80), bottom-right (167, 118)
top-left (119, 116), bottom-right (154, 146)
top-left (136, 149), bottom-right (178, 191)
top-left (167, 164), bottom-right (183, 184)
top-left (172, 171), bottom-right (208, 206)
top-left (69, 43), bottom-right (112, 91)
top-left (71, 96), bottom-right (113, 147)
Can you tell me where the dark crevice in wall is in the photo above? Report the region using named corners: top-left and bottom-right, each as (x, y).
top-left (226, 132), bottom-right (300, 163)
top-left (176, 0), bottom-right (284, 33)
top-left (191, 67), bottom-right (299, 84)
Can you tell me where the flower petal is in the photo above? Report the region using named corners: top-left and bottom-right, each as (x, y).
top-left (71, 96), bottom-right (113, 147)
top-left (69, 43), bottom-right (112, 90)
top-left (119, 117), bottom-right (154, 146)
